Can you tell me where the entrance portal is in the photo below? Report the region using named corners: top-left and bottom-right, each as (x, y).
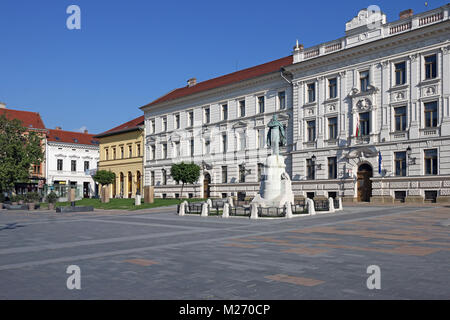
top-left (203, 174), bottom-right (211, 199)
top-left (357, 163), bottom-right (373, 202)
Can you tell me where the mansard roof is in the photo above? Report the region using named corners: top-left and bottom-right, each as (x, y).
top-left (0, 108), bottom-right (46, 130)
top-left (142, 55), bottom-right (293, 108)
top-left (94, 115), bottom-right (144, 138)
top-left (47, 129), bottom-right (99, 146)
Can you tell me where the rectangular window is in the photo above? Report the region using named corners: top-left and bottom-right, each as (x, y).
top-left (71, 160), bottom-right (77, 172)
top-left (307, 83), bottom-right (315, 103)
top-left (424, 149), bottom-right (438, 175)
top-left (105, 148), bottom-right (109, 161)
top-left (190, 139), bottom-right (194, 156)
top-left (394, 106), bottom-right (407, 131)
top-left (57, 159), bottom-right (63, 171)
top-left (162, 117), bottom-right (167, 132)
top-left (239, 132), bottom-right (246, 151)
top-left (222, 104), bottom-right (228, 121)
top-left (188, 111), bottom-right (194, 127)
top-left (328, 117), bottom-right (338, 140)
top-left (239, 100), bottom-right (246, 117)
top-left (204, 108), bottom-right (210, 124)
top-left (394, 152), bottom-right (407, 177)
top-left (239, 165), bottom-right (246, 183)
top-left (84, 161), bottom-right (89, 172)
top-left (151, 171), bottom-right (155, 186)
top-left (162, 169), bottom-right (167, 185)
top-left (278, 91), bottom-right (286, 109)
top-left (222, 134), bottom-right (227, 153)
top-left (128, 145), bottom-right (132, 158)
top-left (328, 157), bottom-right (337, 179)
top-left (359, 112), bottom-right (370, 136)
top-left (307, 120), bottom-right (316, 142)
top-left (151, 145), bottom-right (155, 160)
top-left (175, 114), bottom-right (180, 129)
top-left (151, 120), bottom-right (155, 133)
top-left (395, 62), bottom-right (406, 85)
top-left (258, 129), bottom-right (265, 149)
top-left (113, 148), bottom-right (116, 160)
top-left (174, 142), bottom-right (180, 157)
top-left (204, 139), bottom-right (210, 154)
top-left (137, 144), bottom-right (141, 157)
top-left (360, 70), bottom-right (370, 92)
top-left (121, 147), bottom-right (124, 159)
top-left (328, 78), bottom-right (337, 99)
top-left (221, 166), bottom-right (228, 183)
top-left (424, 101), bottom-right (438, 128)
top-left (33, 165), bottom-right (41, 175)
top-left (307, 158), bottom-right (315, 180)
top-left (162, 144), bottom-right (167, 159)
top-left (425, 55), bottom-right (437, 79)
top-left (258, 96), bottom-right (265, 113)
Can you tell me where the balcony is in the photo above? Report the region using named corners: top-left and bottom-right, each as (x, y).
top-left (390, 131), bottom-right (409, 140)
top-left (420, 127), bottom-right (440, 138)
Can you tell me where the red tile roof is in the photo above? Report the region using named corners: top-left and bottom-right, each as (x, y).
top-left (0, 108), bottom-right (46, 130)
top-left (47, 129), bottom-right (99, 146)
top-left (142, 55), bottom-right (293, 108)
top-left (94, 115), bottom-right (144, 138)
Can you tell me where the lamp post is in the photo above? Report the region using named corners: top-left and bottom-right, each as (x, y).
top-left (406, 146), bottom-right (416, 176)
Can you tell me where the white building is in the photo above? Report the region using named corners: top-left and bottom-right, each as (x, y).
top-left (141, 4), bottom-right (450, 203)
top-left (45, 128), bottom-right (100, 200)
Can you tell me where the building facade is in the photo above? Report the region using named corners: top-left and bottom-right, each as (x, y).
top-left (95, 116), bottom-right (144, 199)
top-left (141, 4), bottom-right (450, 203)
top-left (45, 128), bottom-right (100, 200)
top-left (0, 103), bottom-right (48, 194)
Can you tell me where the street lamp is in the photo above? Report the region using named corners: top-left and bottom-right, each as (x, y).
top-left (311, 155), bottom-right (322, 170)
top-left (406, 146), bottom-right (416, 165)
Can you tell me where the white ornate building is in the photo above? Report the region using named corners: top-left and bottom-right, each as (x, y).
top-left (141, 4), bottom-right (450, 203)
top-left (45, 128), bottom-right (100, 200)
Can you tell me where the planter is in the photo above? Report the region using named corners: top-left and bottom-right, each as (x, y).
top-left (18, 200), bottom-right (24, 205)
top-left (12, 202), bottom-right (18, 206)
top-left (27, 203), bottom-right (36, 210)
top-left (48, 203), bottom-right (55, 210)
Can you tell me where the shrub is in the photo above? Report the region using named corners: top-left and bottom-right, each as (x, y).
top-left (26, 192), bottom-right (40, 203)
top-left (47, 192), bottom-right (58, 204)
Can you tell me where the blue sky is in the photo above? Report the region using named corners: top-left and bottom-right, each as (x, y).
top-left (0, 0), bottom-right (447, 134)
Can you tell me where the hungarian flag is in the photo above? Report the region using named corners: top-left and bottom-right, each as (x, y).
top-left (355, 115), bottom-right (361, 137)
top-left (378, 151), bottom-right (382, 174)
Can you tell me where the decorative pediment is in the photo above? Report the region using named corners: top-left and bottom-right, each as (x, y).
top-left (232, 121), bottom-right (248, 129)
top-left (82, 156), bottom-right (93, 160)
top-left (69, 155), bottom-right (80, 159)
top-left (54, 154), bottom-right (66, 158)
top-left (356, 98), bottom-right (373, 112)
top-left (345, 8), bottom-right (386, 33)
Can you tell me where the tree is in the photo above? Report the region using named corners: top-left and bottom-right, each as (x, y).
top-left (0, 115), bottom-right (44, 193)
top-left (170, 162), bottom-right (201, 201)
top-left (93, 170), bottom-right (116, 186)
top-left (93, 170), bottom-right (116, 203)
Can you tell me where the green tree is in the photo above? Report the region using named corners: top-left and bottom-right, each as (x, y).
top-left (170, 162), bottom-right (201, 201)
top-left (93, 170), bottom-right (116, 186)
top-left (0, 115), bottom-right (44, 193)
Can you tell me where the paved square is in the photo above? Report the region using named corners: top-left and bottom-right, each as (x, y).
top-left (0, 205), bottom-right (449, 299)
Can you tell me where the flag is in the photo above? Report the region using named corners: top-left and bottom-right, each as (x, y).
top-left (378, 151), bottom-right (382, 174)
top-left (355, 114), bottom-right (360, 137)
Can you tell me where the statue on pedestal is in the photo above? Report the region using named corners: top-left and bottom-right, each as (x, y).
top-left (267, 115), bottom-right (286, 155)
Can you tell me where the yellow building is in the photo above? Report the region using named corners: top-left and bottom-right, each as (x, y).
top-left (94, 116), bottom-right (144, 199)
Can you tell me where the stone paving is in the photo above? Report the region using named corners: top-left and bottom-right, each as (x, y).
top-left (0, 204), bottom-right (449, 299)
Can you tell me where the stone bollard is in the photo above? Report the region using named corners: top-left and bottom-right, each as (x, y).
top-left (201, 202), bottom-right (209, 217)
top-left (179, 202), bottom-right (186, 216)
top-left (328, 197), bottom-right (335, 213)
top-left (307, 198), bottom-right (316, 215)
top-left (222, 203), bottom-right (230, 218)
top-left (183, 201), bottom-right (189, 213)
top-left (227, 196), bottom-right (234, 208)
top-left (206, 199), bottom-right (212, 208)
top-left (250, 203), bottom-right (258, 220)
top-left (338, 197), bottom-right (343, 211)
top-left (135, 194), bottom-right (142, 206)
top-left (285, 202), bottom-right (293, 219)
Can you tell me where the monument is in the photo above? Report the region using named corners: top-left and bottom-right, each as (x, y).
top-left (251, 115), bottom-right (294, 208)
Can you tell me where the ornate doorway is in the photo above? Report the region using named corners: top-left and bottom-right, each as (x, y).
top-left (203, 173), bottom-right (211, 199)
top-left (357, 163), bottom-right (373, 202)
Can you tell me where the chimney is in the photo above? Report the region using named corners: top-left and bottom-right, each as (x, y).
top-left (84, 129), bottom-right (88, 134)
top-left (399, 9), bottom-right (413, 19)
top-left (187, 78), bottom-right (197, 87)
top-left (0, 102), bottom-right (6, 109)
top-left (55, 126), bottom-right (62, 130)
top-left (293, 39), bottom-right (304, 51)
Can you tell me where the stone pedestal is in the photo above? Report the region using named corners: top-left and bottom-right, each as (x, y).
top-left (144, 186), bottom-right (154, 204)
top-left (101, 185), bottom-right (110, 203)
top-left (252, 155), bottom-right (294, 208)
top-left (135, 194), bottom-right (141, 206)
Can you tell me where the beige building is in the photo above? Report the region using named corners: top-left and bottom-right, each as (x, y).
top-left (95, 116), bottom-right (144, 199)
